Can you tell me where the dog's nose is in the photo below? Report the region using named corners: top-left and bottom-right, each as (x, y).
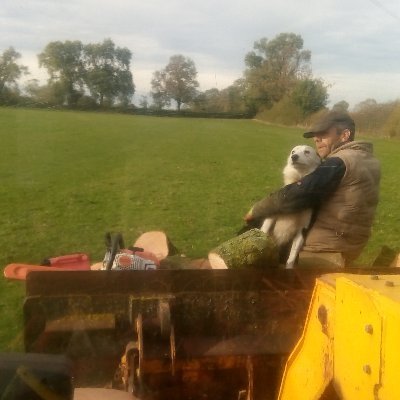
top-left (291, 154), bottom-right (299, 162)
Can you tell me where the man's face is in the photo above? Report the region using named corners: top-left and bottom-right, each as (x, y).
top-left (313, 126), bottom-right (349, 158)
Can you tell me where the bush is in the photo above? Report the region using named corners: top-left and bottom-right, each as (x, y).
top-left (382, 104), bottom-right (400, 137)
top-left (352, 99), bottom-right (398, 136)
top-left (76, 95), bottom-right (99, 109)
top-left (256, 96), bottom-right (304, 126)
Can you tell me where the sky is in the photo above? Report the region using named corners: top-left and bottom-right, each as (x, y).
top-left (1, 0), bottom-right (400, 108)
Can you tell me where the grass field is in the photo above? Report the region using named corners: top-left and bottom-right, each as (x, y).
top-left (1, 107), bottom-right (400, 350)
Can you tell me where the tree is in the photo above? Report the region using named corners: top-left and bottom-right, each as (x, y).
top-left (292, 78), bottom-right (329, 116)
top-left (219, 79), bottom-right (248, 113)
top-left (191, 81), bottom-right (248, 114)
top-left (332, 100), bottom-right (349, 112)
top-left (353, 98), bottom-right (378, 113)
top-left (244, 33), bottom-right (311, 111)
top-left (0, 47), bottom-right (28, 103)
top-left (191, 88), bottom-right (221, 112)
top-left (24, 79), bottom-right (66, 106)
top-left (139, 95), bottom-right (149, 109)
top-left (38, 40), bottom-right (85, 106)
top-left (151, 55), bottom-right (199, 111)
top-left (150, 70), bottom-right (170, 110)
top-left (83, 39), bottom-right (134, 106)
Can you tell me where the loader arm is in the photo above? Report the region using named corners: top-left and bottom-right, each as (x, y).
top-left (279, 272), bottom-right (400, 400)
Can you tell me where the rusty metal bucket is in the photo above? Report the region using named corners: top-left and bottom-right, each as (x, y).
top-left (23, 269), bottom-right (329, 399)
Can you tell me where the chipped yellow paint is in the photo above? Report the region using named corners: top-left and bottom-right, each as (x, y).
top-left (279, 273), bottom-right (400, 400)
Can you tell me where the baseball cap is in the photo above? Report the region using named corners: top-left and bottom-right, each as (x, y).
top-left (303, 111), bottom-right (355, 138)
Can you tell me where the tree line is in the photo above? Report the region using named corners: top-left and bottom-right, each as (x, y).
top-left (1, 39), bottom-right (134, 108)
top-left (0, 33), bottom-right (330, 116)
top-left (3, 32), bottom-right (400, 135)
top-left (151, 33), bottom-right (330, 117)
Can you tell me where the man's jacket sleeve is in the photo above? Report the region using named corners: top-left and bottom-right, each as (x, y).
top-left (248, 157), bottom-right (346, 221)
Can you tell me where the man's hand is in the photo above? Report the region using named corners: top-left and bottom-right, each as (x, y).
top-left (244, 207), bottom-right (254, 222)
top-left (238, 207), bottom-right (262, 235)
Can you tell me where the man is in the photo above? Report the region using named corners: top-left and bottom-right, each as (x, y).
top-left (245, 111), bottom-right (381, 266)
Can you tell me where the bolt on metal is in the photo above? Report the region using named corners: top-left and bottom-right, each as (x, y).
top-left (364, 324), bottom-right (373, 334)
top-left (363, 365), bottom-right (371, 374)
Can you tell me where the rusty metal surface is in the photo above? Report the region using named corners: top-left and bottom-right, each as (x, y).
top-left (23, 268), bottom-right (398, 399)
top-left (26, 268), bottom-right (400, 296)
top-left (25, 269), bottom-right (319, 296)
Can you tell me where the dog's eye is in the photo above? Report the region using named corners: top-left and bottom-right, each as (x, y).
top-left (304, 150), bottom-right (310, 155)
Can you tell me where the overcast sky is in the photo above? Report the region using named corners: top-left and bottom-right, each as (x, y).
top-left (1, 0), bottom-right (400, 108)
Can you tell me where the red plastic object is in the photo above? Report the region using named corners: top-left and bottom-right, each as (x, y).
top-left (4, 253), bottom-right (91, 281)
top-left (4, 264), bottom-right (85, 281)
top-left (43, 253), bottom-right (91, 270)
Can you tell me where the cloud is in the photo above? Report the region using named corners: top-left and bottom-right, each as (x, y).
top-left (325, 72), bottom-right (400, 107)
top-left (2, 0), bottom-right (400, 106)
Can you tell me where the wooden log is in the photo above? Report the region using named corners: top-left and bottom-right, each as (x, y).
top-left (208, 229), bottom-right (279, 269)
top-left (160, 256), bottom-right (212, 270)
top-left (134, 231), bottom-right (179, 260)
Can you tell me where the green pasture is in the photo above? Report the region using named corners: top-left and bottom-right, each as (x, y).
top-left (0, 107), bottom-right (399, 350)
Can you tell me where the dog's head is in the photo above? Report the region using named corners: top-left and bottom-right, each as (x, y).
top-left (283, 145), bottom-right (321, 184)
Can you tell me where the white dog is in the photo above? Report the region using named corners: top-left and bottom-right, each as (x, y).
top-left (260, 145), bottom-right (321, 268)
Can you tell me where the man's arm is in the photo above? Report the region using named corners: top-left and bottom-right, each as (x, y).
top-left (245, 157), bottom-right (346, 222)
